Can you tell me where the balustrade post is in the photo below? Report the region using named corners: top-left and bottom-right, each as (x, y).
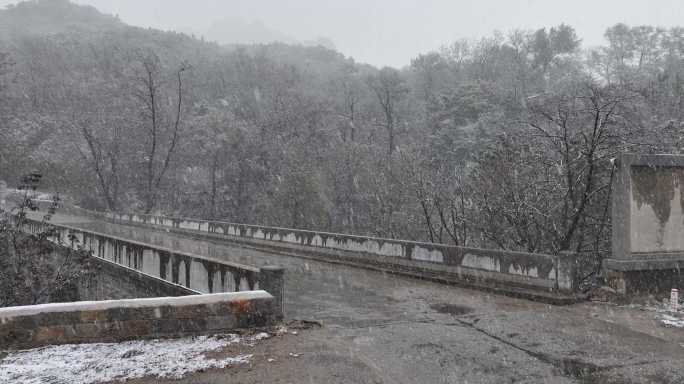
top-left (258, 266), bottom-right (285, 321)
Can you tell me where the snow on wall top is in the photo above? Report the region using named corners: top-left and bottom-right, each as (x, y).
top-left (0, 290), bottom-right (272, 320)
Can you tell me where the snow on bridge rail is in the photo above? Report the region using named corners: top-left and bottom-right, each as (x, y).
top-left (13, 216), bottom-right (285, 316)
top-left (65, 206), bottom-right (586, 303)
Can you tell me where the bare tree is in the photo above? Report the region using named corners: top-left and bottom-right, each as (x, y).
top-left (0, 51), bottom-right (13, 175)
top-left (367, 67), bottom-right (407, 159)
top-left (133, 51), bottom-right (190, 213)
top-left (402, 149), bottom-right (470, 245)
top-left (470, 79), bottom-right (639, 258)
top-left (0, 173), bottom-right (95, 307)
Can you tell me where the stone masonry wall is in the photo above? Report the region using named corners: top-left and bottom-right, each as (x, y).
top-left (0, 291), bottom-right (277, 350)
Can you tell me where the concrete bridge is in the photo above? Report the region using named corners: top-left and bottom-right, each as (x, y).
top-left (58, 205), bottom-right (586, 302)
top-left (16, 207), bottom-right (684, 383)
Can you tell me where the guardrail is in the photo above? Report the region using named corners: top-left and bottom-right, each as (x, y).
top-left (14, 217), bottom-right (284, 317)
top-left (65, 207), bottom-right (582, 299)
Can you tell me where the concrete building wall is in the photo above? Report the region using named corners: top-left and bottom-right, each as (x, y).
top-left (630, 166), bottom-right (684, 253)
top-left (612, 154), bottom-right (684, 260)
top-left (606, 154), bottom-right (684, 295)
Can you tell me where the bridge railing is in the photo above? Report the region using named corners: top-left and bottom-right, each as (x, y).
top-left (12, 216), bottom-right (285, 317)
top-left (66, 206), bottom-right (582, 297)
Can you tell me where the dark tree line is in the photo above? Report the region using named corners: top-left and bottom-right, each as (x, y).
top-left (1, 2), bottom-right (683, 270)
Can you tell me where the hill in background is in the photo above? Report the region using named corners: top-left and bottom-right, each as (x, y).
top-left (0, 0), bottom-right (123, 37)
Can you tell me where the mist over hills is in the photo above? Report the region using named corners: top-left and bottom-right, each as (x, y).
top-left (0, 0), bottom-right (351, 89)
top-left (179, 17), bottom-right (337, 51)
top-left (2, 0), bottom-right (683, 255)
top-left (0, 0), bottom-right (338, 62)
top-left (0, 0), bottom-right (123, 37)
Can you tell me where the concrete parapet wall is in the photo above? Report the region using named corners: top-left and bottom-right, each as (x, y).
top-left (0, 291), bottom-right (277, 350)
top-left (80, 256), bottom-right (196, 301)
top-left (17, 218), bottom-right (284, 316)
top-left (72, 208), bottom-right (582, 296)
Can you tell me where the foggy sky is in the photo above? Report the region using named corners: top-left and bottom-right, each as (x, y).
top-left (4, 0), bottom-right (684, 67)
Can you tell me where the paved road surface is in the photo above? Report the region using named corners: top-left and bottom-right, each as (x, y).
top-left (45, 214), bottom-right (684, 383)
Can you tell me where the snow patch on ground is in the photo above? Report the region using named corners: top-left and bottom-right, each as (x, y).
top-left (0, 334), bottom-right (264, 383)
top-left (253, 332), bottom-right (270, 341)
top-left (661, 314), bottom-right (684, 328)
top-left (620, 300), bottom-right (684, 329)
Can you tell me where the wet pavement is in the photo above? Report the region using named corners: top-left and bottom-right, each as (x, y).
top-left (40, 213), bottom-right (684, 383)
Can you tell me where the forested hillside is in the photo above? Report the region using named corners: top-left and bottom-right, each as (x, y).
top-left (2, 0), bottom-right (683, 266)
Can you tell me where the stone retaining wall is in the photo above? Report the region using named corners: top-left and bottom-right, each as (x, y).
top-left (0, 291), bottom-right (277, 349)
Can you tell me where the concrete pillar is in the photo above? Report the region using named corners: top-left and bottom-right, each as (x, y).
top-left (258, 266), bottom-right (285, 321)
top-left (0, 180), bottom-right (7, 212)
top-left (555, 251), bottom-right (579, 292)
